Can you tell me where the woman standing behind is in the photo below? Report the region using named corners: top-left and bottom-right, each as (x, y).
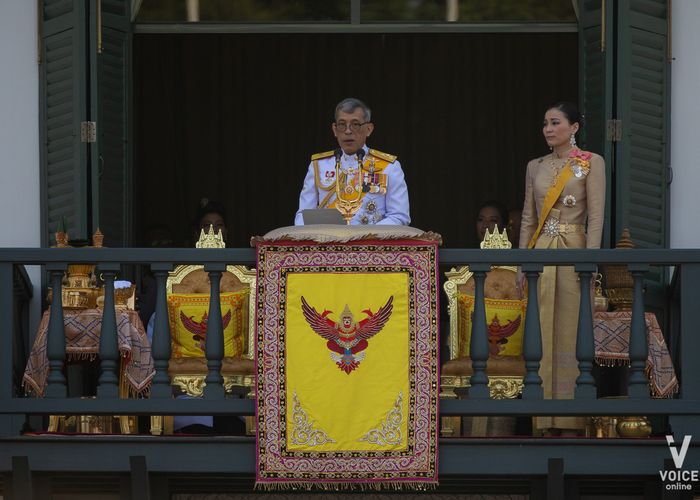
top-left (519, 102), bottom-right (606, 435)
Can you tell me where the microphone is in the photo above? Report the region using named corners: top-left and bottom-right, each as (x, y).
top-left (356, 149), bottom-right (365, 162)
top-left (334, 148), bottom-right (343, 161)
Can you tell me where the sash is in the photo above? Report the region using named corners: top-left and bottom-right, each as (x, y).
top-left (527, 164), bottom-right (574, 249)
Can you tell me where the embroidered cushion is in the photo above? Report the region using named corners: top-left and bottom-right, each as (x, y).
top-left (167, 290), bottom-right (248, 358)
top-left (457, 293), bottom-right (527, 358)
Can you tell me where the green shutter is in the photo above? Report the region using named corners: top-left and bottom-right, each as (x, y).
top-left (91, 0), bottom-right (132, 247)
top-left (40, 0), bottom-right (90, 246)
top-left (615, 0), bottom-right (670, 293)
top-left (578, 0), bottom-right (615, 248)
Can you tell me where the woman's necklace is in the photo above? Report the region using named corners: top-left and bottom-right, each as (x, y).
top-left (549, 148), bottom-right (572, 187)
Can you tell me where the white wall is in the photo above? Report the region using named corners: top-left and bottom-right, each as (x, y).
top-left (0, 1), bottom-right (42, 326)
top-left (670, 0), bottom-right (700, 248)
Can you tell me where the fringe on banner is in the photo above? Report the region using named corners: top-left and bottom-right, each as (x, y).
top-left (645, 363), bottom-right (679, 399)
top-left (254, 481), bottom-right (438, 492)
top-left (67, 352), bottom-right (99, 362)
top-left (594, 356), bottom-right (629, 367)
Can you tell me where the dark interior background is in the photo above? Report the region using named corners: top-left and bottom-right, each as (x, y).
top-left (133, 32), bottom-right (577, 249)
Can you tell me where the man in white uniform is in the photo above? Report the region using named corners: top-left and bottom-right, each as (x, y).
top-left (294, 98), bottom-right (410, 225)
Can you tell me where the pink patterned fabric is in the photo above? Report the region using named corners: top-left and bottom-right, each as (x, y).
top-left (23, 309), bottom-right (154, 396)
top-left (594, 311), bottom-right (678, 398)
top-left (255, 239), bottom-right (439, 488)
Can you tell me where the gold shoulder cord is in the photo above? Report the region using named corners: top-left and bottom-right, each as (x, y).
top-left (313, 159), bottom-right (336, 192)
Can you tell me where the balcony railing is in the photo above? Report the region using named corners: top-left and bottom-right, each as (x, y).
top-left (1, 247), bottom-right (699, 495)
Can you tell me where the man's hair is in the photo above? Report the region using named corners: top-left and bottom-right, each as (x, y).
top-left (335, 97), bottom-right (372, 122)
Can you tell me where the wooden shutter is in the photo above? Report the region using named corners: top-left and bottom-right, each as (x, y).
top-left (91, 0), bottom-right (132, 247)
top-left (615, 0), bottom-right (670, 293)
top-left (40, 0), bottom-right (90, 245)
top-left (578, 0), bottom-right (615, 248)
top-left (41, 0), bottom-right (132, 247)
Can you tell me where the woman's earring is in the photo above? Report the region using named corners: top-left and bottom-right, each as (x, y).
top-left (570, 133), bottom-right (577, 147)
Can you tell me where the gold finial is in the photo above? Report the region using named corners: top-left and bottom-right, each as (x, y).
top-left (480, 225), bottom-right (512, 249)
top-left (55, 231), bottom-right (69, 248)
top-left (92, 228), bottom-right (104, 248)
top-left (602, 228), bottom-right (636, 310)
top-left (196, 224), bottom-right (226, 248)
top-left (616, 228), bottom-right (635, 249)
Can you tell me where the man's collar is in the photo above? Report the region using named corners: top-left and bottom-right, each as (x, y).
top-left (341, 145), bottom-right (369, 161)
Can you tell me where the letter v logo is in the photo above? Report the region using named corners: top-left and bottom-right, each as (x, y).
top-left (666, 435), bottom-right (692, 469)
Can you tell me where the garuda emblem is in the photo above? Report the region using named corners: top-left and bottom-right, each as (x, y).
top-left (487, 313), bottom-right (521, 356)
top-left (180, 310), bottom-right (232, 352)
top-left (301, 296), bottom-right (394, 374)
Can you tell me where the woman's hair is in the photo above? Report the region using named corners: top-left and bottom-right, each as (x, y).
top-left (193, 198), bottom-right (227, 229)
top-left (477, 200), bottom-right (509, 227)
top-left (546, 101), bottom-right (584, 127)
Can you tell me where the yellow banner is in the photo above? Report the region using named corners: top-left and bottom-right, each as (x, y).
top-left (285, 272), bottom-right (409, 452)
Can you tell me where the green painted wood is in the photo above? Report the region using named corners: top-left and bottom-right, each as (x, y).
top-left (628, 265), bottom-right (651, 398)
top-left (10, 456), bottom-right (33, 500)
top-left (129, 456), bottom-right (151, 500)
top-left (97, 266), bottom-right (120, 398)
top-left (467, 263), bottom-right (490, 399)
top-left (91, 0), bottom-right (132, 247)
top-left (578, 0), bottom-right (615, 248)
top-left (40, 0), bottom-right (90, 245)
top-left (522, 263), bottom-right (543, 399)
top-left (615, 0), bottom-right (670, 294)
top-left (574, 264), bottom-right (596, 399)
top-left (204, 264), bottom-right (226, 399)
top-left (45, 265), bottom-right (67, 398)
top-left (0, 264), bottom-right (14, 436)
top-left (150, 265), bottom-right (173, 398)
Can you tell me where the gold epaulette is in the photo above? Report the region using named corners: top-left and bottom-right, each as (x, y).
top-left (368, 148), bottom-right (397, 163)
top-left (311, 150), bottom-right (335, 161)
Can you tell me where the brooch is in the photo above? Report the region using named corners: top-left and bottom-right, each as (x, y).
top-left (563, 195), bottom-right (576, 207)
top-left (543, 217), bottom-right (560, 237)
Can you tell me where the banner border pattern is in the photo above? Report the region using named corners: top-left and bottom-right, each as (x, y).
top-left (255, 241), bottom-right (439, 485)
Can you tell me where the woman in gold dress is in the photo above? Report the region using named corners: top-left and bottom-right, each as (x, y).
top-left (519, 102), bottom-right (606, 434)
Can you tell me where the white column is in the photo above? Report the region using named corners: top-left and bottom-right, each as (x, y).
top-left (0, 0), bottom-right (42, 333)
top-left (670, 0), bottom-right (700, 248)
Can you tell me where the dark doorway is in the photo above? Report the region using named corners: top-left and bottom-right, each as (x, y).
top-left (133, 32), bottom-right (577, 248)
